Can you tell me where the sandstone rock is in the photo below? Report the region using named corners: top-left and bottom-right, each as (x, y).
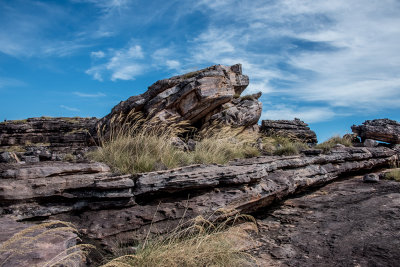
top-left (363, 173), bottom-right (380, 183)
top-left (204, 92), bottom-right (262, 129)
top-left (0, 152), bottom-right (19, 163)
top-left (98, 64), bottom-right (260, 133)
top-left (363, 139), bottom-right (378, 147)
top-left (0, 218), bottom-right (85, 267)
top-left (352, 119), bottom-right (400, 144)
top-left (1, 146), bottom-right (397, 247)
top-left (260, 118), bottom-right (317, 144)
top-left (0, 117), bottom-right (98, 155)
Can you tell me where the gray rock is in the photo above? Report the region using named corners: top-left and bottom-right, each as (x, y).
top-left (352, 118), bottom-right (400, 144)
top-left (0, 152), bottom-right (19, 163)
top-left (23, 156), bottom-right (40, 163)
top-left (187, 139), bottom-right (197, 151)
top-left (261, 118), bottom-right (317, 144)
top-left (363, 173), bottom-right (380, 183)
top-left (363, 139), bottom-right (378, 147)
top-left (170, 137), bottom-right (188, 151)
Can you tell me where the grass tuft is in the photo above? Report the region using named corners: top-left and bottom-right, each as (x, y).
top-left (0, 220), bottom-right (94, 267)
top-left (100, 214), bottom-right (258, 267)
top-left (88, 112), bottom-right (260, 174)
top-left (384, 168), bottom-right (400, 182)
top-left (315, 135), bottom-right (353, 153)
top-left (260, 135), bottom-right (308, 156)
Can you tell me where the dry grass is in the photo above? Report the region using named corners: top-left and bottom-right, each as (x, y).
top-left (88, 111), bottom-right (260, 174)
top-left (261, 135), bottom-right (308, 156)
top-left (0, 220), bottom-right (94, 267)
top-left (100, 214), bottom-right (258, 267)
top-left (384, 168), bottom-right (400, 182)
top-left (315, 135), bottom-right (353, 153)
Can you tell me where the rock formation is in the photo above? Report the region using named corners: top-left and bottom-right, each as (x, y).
top-left (352, 118), bottom-right (400, 144)
top-left (260, 118), bottom-right (318, 143)
top-left (98, 64), bottom-right (261, 132)
top-left (0, 117), bottom-right (98, 162)
top-left (1, 146), bottom-right (397, 248)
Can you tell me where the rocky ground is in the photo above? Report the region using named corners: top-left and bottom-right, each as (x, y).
top-left (1, 64), bottom-right (400, 266)
top-left (248, 175), bottom-right (400, 267)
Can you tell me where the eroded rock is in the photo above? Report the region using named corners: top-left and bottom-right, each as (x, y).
top-left (98, 64), bottom-right (261, 132)
top-left (352, 118), bottom-right (400, 144)
top-left (260, 118), bottom-right (317, 144)
top-left (1, 146), bottom-right (397, 247)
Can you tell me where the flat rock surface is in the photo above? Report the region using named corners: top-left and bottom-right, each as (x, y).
top-left (251, 176), bottom-right (400, 267)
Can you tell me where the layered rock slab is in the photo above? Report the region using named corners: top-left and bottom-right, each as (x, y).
top-left (260, 118), bottom-right (317, 144)
top-left (352, 118), bottom-right (400, 144)
top-left (1, 146), bottom-right (397, 246)
top-left (98, 64), bottom-right (261, 131)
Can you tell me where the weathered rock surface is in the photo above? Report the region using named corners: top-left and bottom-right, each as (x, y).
top-left (98, 64), bottom-right (261, 131)
top-left (0, 218), bottom-right (84, 267)
top-left (250, 176), bottom-right (400, 267)
top-left (0, 117), bottom-right (97, 148)
top-left (1, 146), bottom-right (397, 248)
top-left (352, 118), bottom-right (400, 144)
top-left (204, 92), bottom-right (262, 129)
top-left (0, 117), bottom-right (98, 162)
top-left (261, 118), bottom-right (318, 144)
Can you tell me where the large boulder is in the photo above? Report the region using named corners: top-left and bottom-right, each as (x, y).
top-left (352, 119), bottom-right (400, 144)
top-left (260, 118), bottom-right (318, 144)
top-left (98, 64), bottom-right (261, 131)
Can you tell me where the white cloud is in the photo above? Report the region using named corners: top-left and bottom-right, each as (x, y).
top-left (73, 91), bottom-right (106, 97)
top-left (90, 51), bottom-right (106, 58)
top-left (86, 44), bottom-right (146, 81)
top-left (262, 105), bottom-right (336, 123)
top-left (60, 105), bottom-right (80, 112)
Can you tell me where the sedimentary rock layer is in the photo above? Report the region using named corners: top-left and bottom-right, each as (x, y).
top-left (98, 64), bottom-right (261, 131)
top-left (260, 118), bottom-right (317, 143)
top-left (352, 118), bottom-right (400, 144)
top-left (0, 117), bottom-right (97, 149)
top-left (0, 146), bottom-right (397, 245)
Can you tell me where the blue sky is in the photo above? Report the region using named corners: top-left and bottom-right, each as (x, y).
top-left (1, 0), bottom-right (400, 141)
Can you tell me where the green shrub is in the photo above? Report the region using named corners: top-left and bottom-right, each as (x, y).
top-left (315, 135), bottom-right (353, 153)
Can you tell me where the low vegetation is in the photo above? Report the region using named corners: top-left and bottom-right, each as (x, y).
top-left (88, 112), bottom-right (260, 174)
top-left (315, 135), bottom-right (353, 153)
top-left (0, 220), bottom-right (94, 267)
top-left (261, 135), bottom-right (308, 156)
top-left (101, 214), bottom-right (257, 267)
top-left (384, 168), bottom-right (400, 182)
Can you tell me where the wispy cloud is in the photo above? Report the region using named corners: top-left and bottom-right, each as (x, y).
top-left (60, 105), bottom-right (80, 112)
top-left (262, 105), bottom-right (336, 123)
top-left (73, 91), bottom-right (106, 98)
top-left (86, 44), bottom-right (146, 81)
top-left (0, 77), bottom-right (26, 89)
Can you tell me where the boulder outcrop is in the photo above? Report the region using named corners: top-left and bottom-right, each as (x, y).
top-left (1, 146), bottom-right (397, 247)
top-left (98, 64), bottom-right (261, 131)
top-left (260, 118), bottom-right (318, 143)
top-left (352, 118), bottom-right (400, 144)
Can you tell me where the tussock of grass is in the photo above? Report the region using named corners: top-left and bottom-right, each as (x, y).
top-left (384, 169), bottom-right (400, 182)
top-left (88, 112), bottom-right (260, 174)
top-left (101, 214), bottom-right (257, 267)
top-left (315, 135), bottom-right (353, 153)
top-left (261, 135), bottom-right (308, 156)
